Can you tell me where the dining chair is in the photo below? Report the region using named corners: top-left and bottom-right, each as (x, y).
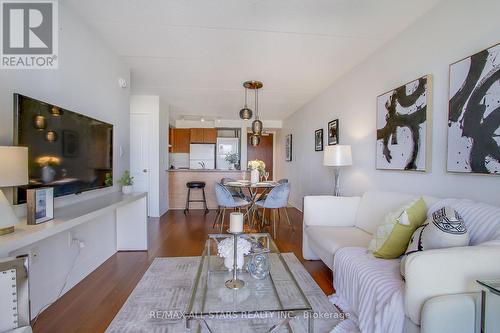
top-left (254, 182), bottom-right (293, 238)
top-left (277, 178), bottom-right (289, 184)
top-left (221, 177), bottom-right (245, 198)
top-left (213, 182), bottom-right (250, 233)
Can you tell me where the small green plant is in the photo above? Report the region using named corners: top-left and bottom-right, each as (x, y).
top-left (118, 170), bottom-right (134, 186)
top-left (225, 153), bottom-right (239, 165)
top-left (104, 173), bottom-right (113, 187)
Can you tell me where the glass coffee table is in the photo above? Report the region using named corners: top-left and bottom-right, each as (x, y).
top-left (185, 233), bottom-right (314, 332)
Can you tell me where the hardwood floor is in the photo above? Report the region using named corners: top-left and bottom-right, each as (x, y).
top-left (32, 208), bottom-right (333, 333)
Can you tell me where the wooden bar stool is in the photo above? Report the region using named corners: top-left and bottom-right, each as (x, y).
top-left (184, 181), bottom-right (209, 215)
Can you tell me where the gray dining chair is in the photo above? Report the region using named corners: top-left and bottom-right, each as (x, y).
top-left (213, 182), bottom-right (250, 233)
top-left (254, 182), bottom-right (293, 238)
top-left (277, 178), bottom-right (289, 184)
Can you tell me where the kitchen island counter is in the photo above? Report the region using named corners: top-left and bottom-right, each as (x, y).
top-left (168, 169), bottom-right (249, 210)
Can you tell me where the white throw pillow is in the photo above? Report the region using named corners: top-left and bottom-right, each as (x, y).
top-left (405, 206), bottom-right (470, 254)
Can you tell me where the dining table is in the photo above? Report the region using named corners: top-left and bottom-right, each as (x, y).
top-left (223, 179), bottom-right (278, 228)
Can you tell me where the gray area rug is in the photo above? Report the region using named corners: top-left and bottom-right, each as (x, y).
top-left (106, 253), bottom-right (341, 332)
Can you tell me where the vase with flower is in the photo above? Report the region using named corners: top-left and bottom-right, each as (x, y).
top-left (36, 156), bottom-right (61, 184)
top-left (247, 159), bottom-right (265, 184)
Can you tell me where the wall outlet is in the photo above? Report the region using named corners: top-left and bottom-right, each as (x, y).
top-left (30, 247), bottom-right (40, 264)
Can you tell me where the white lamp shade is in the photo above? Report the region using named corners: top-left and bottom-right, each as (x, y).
top-left (0, 146), bottom-right (28, 187)
top-left (323, 145), bottom-right (352, 167)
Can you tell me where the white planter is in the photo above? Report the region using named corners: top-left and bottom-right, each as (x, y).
top-left (122, 185), bottom-right (133, 194)
top-left (250, 169), bottom-right (259, 184)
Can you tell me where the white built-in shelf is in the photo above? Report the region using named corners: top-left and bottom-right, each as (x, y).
top-left (0, 192), bottom-right (147, 256)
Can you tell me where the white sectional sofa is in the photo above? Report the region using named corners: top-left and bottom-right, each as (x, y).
top-left (303, 191), bottom-right (500, 333)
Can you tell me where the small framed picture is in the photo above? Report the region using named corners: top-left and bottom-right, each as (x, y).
top-left (328, 119), bottom-right (339, 145)
top-left (27, 187), bottom-right (54, 225)
top-left (315, 129), bottom-right (323, 151)
top-left (285, 134), bottom-right (293, 162)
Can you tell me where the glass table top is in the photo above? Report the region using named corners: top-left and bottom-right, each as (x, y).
top-left (186, 233), bottom-right (312, 316)
top-left (477, 279), bottom-right (500, 296)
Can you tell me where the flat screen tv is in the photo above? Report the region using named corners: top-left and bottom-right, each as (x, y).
top-left (14, 94), bottom-right (113, 204)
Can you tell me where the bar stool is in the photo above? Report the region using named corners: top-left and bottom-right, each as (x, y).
top-left (184, 181), bottom-right (209, 215)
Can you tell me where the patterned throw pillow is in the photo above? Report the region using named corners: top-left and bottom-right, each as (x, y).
top-left (405, 206), bottom-right (470, 254)
top-left (368, 198), bottom-right (427, 259)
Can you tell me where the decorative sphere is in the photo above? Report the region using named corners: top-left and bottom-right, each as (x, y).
top-left (251, 119), bottom-right (263, 135)
top-left (239, 107), bottom-right (253, 120)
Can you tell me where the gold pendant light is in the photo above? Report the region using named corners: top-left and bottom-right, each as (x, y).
top-left (239, 87), bottom-right (253, 120)
top-left (242, 81), bottom-right (263, 146)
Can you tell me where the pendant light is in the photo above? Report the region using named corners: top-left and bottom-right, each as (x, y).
top-left (34, 106), bottom-right (46, 130)
top-left (251, 84), bottom-right (262, 136)
top-left (250, 134), bottom-right (260, 146)
top-left (239, 87), bottom-right (253, 120)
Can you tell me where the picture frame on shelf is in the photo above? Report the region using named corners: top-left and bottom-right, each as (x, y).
top-left (315, 129), bottom-right (323, 151)
top-left (327, 119), bottom-right (339, 145)
top-left (285, 134), bottom-right (293, 162)
top-left (27, 187), bottom-right (54, 225)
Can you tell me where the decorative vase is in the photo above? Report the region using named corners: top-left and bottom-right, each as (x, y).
top-left (250, 169), bottom-right (259, 184)
top-left (41, 166), bottom-right (56, 183)
top-left (122, 185), bottom-right (133, 194)
top-left (223, 253), bottom-right (245, 271)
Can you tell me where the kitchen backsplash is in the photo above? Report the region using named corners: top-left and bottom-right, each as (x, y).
top-left (169, 153), bottom-right (190, 169)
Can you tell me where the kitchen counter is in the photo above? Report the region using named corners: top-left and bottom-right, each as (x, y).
top-left (168, 169), bottom-right (249, 210)
top-left (168, 169), bottom-right (247, 172)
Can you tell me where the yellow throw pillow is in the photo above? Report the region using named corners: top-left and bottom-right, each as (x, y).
top-left (368, 198), bottom-right (427, 259)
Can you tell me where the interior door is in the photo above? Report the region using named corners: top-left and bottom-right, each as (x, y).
top-left (247, 133), bottom-right (274, 180)
top-left (130, 113), bottom-right (150, 207)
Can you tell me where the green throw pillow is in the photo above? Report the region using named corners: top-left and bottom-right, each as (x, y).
top-left (368, 198), bottom-right (427, 259)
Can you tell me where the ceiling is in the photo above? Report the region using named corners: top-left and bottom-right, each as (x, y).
top-left (67, 0), bottom-right (441, 121)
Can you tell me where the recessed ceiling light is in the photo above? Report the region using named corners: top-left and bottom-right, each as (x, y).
top-left (200, 117), bottom-right (205, 122)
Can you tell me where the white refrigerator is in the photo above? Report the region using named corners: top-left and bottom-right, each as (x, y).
top-left (189, 144), bottom-right (215, 169)
top-left (216, 138), bottom-right (239, 170)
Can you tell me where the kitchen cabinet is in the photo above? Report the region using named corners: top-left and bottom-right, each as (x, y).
top-left (190, 128), bottom-right (217, 144)
top-left (203, 128), bottom-right (217, 144)
top-left (170, 128), bottom-right (190, 153)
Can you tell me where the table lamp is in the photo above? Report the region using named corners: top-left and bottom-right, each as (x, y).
top-left (0, 146), bottom-right (28, 235)
top-left (323, 145), bottom-right (352, 196)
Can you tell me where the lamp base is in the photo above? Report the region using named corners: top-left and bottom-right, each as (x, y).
top-left (0, 225), bottom-right (14, 235)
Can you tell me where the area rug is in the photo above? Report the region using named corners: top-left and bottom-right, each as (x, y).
top-left (106, 253), bottom-right (342, 332)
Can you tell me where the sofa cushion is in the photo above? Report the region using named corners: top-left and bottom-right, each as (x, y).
top-left (305, 226), bottom-right (372, 269)
top-left (369, 198), bottom-right (427, 259)
top-left (406, 206), bottom-right (469, 255)
top-left (355, 191), bottom-right (438, 234)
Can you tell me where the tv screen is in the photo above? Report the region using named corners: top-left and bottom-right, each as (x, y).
top-left (14, 94), bottom-right (113, 204)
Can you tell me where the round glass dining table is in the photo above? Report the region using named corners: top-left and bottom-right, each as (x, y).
top-left (223, 180), bottom-right (278, 227)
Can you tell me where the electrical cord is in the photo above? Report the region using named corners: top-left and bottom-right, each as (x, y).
top-left (31, 241), bottom-right (82, 327)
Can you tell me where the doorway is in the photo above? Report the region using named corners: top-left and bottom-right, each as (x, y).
top-left (247, 133), bottom-right (274, 180)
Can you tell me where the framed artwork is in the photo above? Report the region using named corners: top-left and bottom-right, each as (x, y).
top-left (27, 187), bottom-right (54, 225)
top-left (376, 75), bottom-right (432, 171)
top-left (63, 130), bottom-right (79, 157)
top-left (315, 129), bottom-right (323, 151)
top-left (327, 119), bottom-right (339, 145)
top-left (285, 134), bottom-right (293, 162)
top-left (447, 42), bottom-right (500, 175)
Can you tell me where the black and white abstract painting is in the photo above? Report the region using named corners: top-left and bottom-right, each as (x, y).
top-left (376, 75), bottom-right (431, 171)
top-left (448, 43), bottom-right (500, 175)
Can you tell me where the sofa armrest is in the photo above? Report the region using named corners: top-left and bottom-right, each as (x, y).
top-left (303, 195), bottom-right (360, 227)
top-left (404, 245), bottom-right (500, 325)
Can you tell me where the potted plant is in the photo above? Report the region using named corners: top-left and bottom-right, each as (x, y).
top-left (118, 170), bottom-right (134, 194)
top-left (247, 159), bottom-right (265, 184)
top-left (224, 153), bottom-right (239, 170)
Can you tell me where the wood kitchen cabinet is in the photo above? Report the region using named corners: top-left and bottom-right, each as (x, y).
top-left (190, 128), bottom-right (217, 144)
top-left (170, 128), bottom-right (190, 153)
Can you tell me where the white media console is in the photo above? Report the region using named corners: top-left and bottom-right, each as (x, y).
top-left (0, 191), bottom-right (148, 316)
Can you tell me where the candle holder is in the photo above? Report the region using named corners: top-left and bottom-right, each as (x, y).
top-left (225, 231), bottom-right (245, 290)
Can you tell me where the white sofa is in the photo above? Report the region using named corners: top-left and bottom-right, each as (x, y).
top-left (303, 191), bottom-right (500, 333)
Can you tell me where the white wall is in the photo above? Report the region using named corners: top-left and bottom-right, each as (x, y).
top-left (0, 2), bottom-right (130, 316)
top-left (277, 0), bottom-right (500, 209)
top-left (130, 95), bottom-right (169, 217)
